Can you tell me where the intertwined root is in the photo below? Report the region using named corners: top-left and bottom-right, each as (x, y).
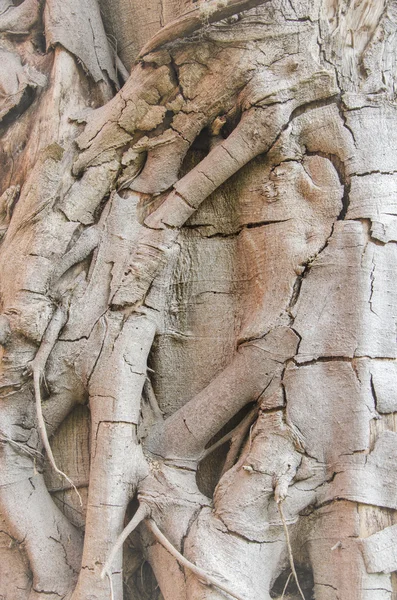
top-left (99, 404), bottom-right (310, 600)
top-left (0, 4), bottom-right (354, 599)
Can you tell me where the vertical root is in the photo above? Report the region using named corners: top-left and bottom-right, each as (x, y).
top-left (277, 501), bottom-right (306, 600)
top-left (281, 572), bottom-right (293, 599)
top-left (101, 502), bottom-right (150, 579)
top-left (33, 369), bottom-right (82, 506)
top-left (106, 571), bottom-right (115, 600)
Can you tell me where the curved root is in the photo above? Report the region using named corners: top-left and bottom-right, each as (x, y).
top-left (33, 368), bottom-right (82, 506)
top-left (102, 503), bottom-right (245, 600)
top-left (146, 519), bottom-right (245, 600)
top-left (101, 503), bottom-right (150, 579)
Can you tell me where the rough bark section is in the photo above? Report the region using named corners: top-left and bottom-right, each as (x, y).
top-left (304, 501), bottom-right (392, 600)
top-left (319, 432), bottom-right (397, 510)
top-left (293, 223), bottom-right (397, 361)
top-left (1, 1), bottom-right (397, 600)
top-left (360, 524), bottom-right (397, 575)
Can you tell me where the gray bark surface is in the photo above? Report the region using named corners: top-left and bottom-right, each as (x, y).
top-left (0, 1), bottom-right (397, 599)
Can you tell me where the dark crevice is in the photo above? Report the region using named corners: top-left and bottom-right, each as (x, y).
top-left (353, 170), bottom-right (397, 177)
top-left (304, 148), bottom-right (350, 220)
top-left (294, 356), bottom-right (353, 367)
top-left (271, 564), bottom-right (315, 599)
top-left (0, 86), bottom-right (36, 132)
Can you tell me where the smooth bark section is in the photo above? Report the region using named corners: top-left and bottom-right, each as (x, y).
top-left (44, 0), bottom-right (118, 85)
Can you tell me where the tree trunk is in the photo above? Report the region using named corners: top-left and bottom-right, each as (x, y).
top-left (1, 1), bottom-right (397, 599)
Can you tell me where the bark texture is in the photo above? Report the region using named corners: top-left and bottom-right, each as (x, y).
top-left (1, 0), bottom-right (397, 599)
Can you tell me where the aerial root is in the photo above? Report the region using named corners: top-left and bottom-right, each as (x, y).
top-left (146, 519), bottom-right (245, 600)
top-left (277, 500), bottom-right (306, 600)
top-left (33, 368), bottom-right (82, 506)
top-left (102, 503), bottom-right (245, 600)
top-left (101, 503), bottom-right (150, 579)
top-left (281, 572), bottom-right (293, 599)
top-left (202, 405), bottom-right (258, 463)
top-left (106, 570), bottom-right (115, 600)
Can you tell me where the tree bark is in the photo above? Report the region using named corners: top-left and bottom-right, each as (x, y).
top-left (1, 1), bottom-right (397, 599)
